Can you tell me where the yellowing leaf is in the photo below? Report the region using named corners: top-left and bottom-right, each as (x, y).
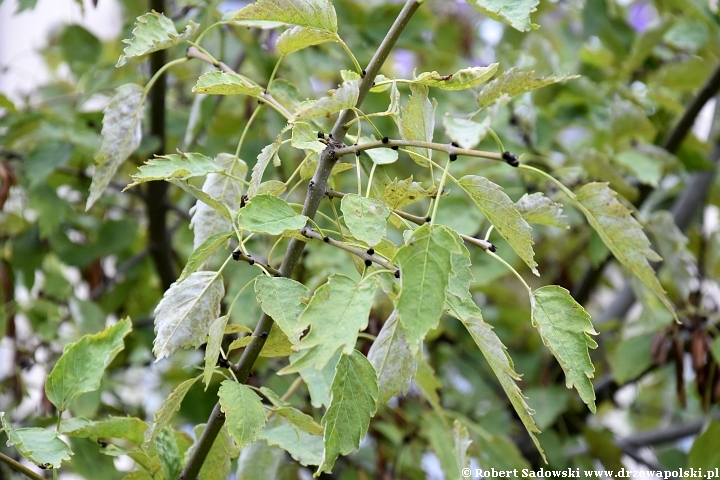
top-left (398, 84), bottom-right (437, 166)
top-left (531, 286), bottom-right (598, 412)
top-left (86, 84), bottom-right (144, 210)
top-left (125, 152), bottom-right (222, 189)
top-left (515, 192), bottom-right (569, 230)
top-left (277, 26), bottom-right (338, 54)
top-left (45, 318), bottom-right (132, 412)
top-left (575, 182), bottom-right (677, 321)
top-left (465, 0), bottom-right (539, 32)
top-left (383, 176), bottom-right (437, 210)
top-left (367, 311), bottom-right (417, 404)
top-left (414, 64), bottom-right (498, 90)
top-left (117, 11), bottom-right (198, 67)
top-left (0, 414), bottom-right (73, 468)
top-left (458, 175), bottom-right (538, 275)
top-left (192, 71), bottom-right (264, 97)
top-left (340, 194), bottom-right (390, 246)
top-left (255, 276), bottom-right (309, 343)
top-left (237, 194), bottom-right (308, 235)
top-left (292, 81), bottom-right (359, 121)
top-left (232, 0), bottom-right (338, 34)
top-left (476, 67), bottom-right (577, 109)
top-left (218, 381), bottom-right (267, 449)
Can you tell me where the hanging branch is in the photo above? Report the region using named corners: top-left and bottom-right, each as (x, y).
top-left (301, 227), bottom-right (399, 274)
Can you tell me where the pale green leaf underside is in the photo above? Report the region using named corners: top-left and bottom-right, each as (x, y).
top-left (86, 83), bottom-right (144, 210)
top-left (360, 135), bottom-right (398, 165)
top-left (340, 194), bottom-right (390, 247)
top-left (237, 194), bottom-right (308, 235)
top-left (414, 64), bottom-right (498, 90)
top-left (144, 376), bottom-right (200, 449)
top-left (516, 192), bottom-right (569, 230)
top-left (399, 84), bottom-right (437, 165)
top-left (153, 271), bottom-right (224, 360)
top-left (272, 406), bottom-right (324, 436)
top-left (232, 0), bottom-right (338, 33)
top-left (367, 310), bottom-right (417, 404)
top-left (255, 275), bottom-right (309, 343)
top-left (45, 318), bottom-right (132, 412)
top-left (458, 175), bottom-right (538, 275)
top-left (291, 122), bottom-right (326, 153)
top-left (117, 11), bottom-right (198, 67)
top-left (465, 0), bottom-right (539, 32)
top-left (248, 142), bottom-right (282, 197)
top-left (476, 67), bottom-right (578, 109)
top-left (262, 420), bottom-right (323, 466)
top-left (575, 182), bottom-right (677, 321)
top-left (236, 438), bottom-right (284, 479)
top-left (192, 71), bottom-right (264, 97)
top-left (125, 152), bottom-right (222, 189)
top-left (218, 381), bottom-right (267, 449)
top-left (292, 81), bottom-right (359, 121)
top-left (531, 286), bottom-right (598, 412)
top-left (319, 350), bottom-right (378, 474)
top-left (277, 26), bottom-right (338, 54)
top-left (61, 416), bottom-right (148, 446)
top-left (178, 231), bottom-right (233, 283)
top-left (443, 115), bottom-right (490, 150)
top-left (1, 414), bottom-right (73, 468)
top-left (203, 315), bottom-right (229, 389)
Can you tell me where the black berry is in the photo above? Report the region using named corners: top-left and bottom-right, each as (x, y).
top-left (318, 131), bottom-right (325, 139)
top-left (489, 244), bottom-right (497, 252)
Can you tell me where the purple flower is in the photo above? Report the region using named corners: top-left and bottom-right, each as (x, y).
top-left (627, 1), bottom-right (659, 33)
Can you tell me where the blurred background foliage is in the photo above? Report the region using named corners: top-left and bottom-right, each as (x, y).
top-left (2, 0), bottom-right (720, 478)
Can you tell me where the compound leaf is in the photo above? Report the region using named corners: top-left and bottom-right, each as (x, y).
top-left (60, 416), bottom-right (147, 446)
top-left (277, 26), bottom-right (337, 54)
top-left (262, 419), bottom-right (323, 466)
top-left (292, 81), bottom-right (359, 121)
top-left (179, 231), bottom-right (234, 283)
top-left (117, 12), bottom-right (198, 66)
top-left (398, 84), bottom-right (437, 166)
top-left (144, 376), bottom-right (201, 449)
top-left (0, 413), bottom-right (72, 469)
top-left (248, 142), bottom-right (282, 197)
top-left (203, 315), bottom-right (229, 389)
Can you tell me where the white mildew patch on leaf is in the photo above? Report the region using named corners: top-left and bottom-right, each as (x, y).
top-left (144, 376), bottom-right (200, 449)
top-left (248, 141), bottom-right (282, 197)
top-left (255, 276), bottom-right (309, 343)
top-left (116, 11), bottom-right (198, 67)
top-left (218, 381), bottom-right (267, 449)
top-left (367, 311), bottom-right (417, 404)
top-left (190, 153), bottom-right (247, 250)
top-left (192, 71), bottom-right (264, 97)
top-left (292, 81), bottom-right (359, 121)
top-left (398, 84), bottom-right (437, 166)
top-left (86, 84), bottom-right (144, 210)
top-left (153, 271), bottom-right (224, 360)
top-left (459, 175), bottom-right (538, 275)
top-left (576, 182), bottom-right (677, 321)
top-left (277, 26), bottom-right (338, 54)
top-left (237, 194), bottom-right (308, 235)
top-left (290, 275), bottom-right (377, 370)
top-left (291, 122), bottom-right (326, 154)
top-left (414, 64), bottom-right (498, 90)
top-left (516, 192), bottom-right (569, 230)
top-left (232, 0), bottom-right (338, 33)
top-left (125, 152), bottom-right (222, 189)
top-left (340, 194), bottom-right (391, 246)
top-left (383, 176), bottom-right (438, 210)
top-left (318, 350), bottom-right (378, 474)
top-left (0, 414), bottom-right (73, 468)
top-left (262, 419), bottom-right (324, 467)
top-left (531, 286), bottom-right (598, 413)
top-left (476, 67), bottom-right (578, 109)
top-left (45, 318), bottom-right (132, 412)
top-left (465, 0), bottom-right (539, 31)
top-left (393, 224), bottom-right (462, 352)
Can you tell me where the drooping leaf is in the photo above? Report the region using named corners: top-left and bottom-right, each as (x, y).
top-left (277, 26), bottom-right (338, 54)
top-left (203, 315), bottom-right (229, 389)
top-left (45, 318), bottom-right (131, 412)
top-left (218, 381), bottom-right (267, 449)
top-left (60, 416), bottom-right (147, 446)
top-left (393, 224), bottom-right (462, 351)
top-left (292, 81), bottom-right (359, 121)
top-left (0, 413), bottom-right (73, 468)
top-left (421, 412), bottom-right (460, 480)
top-left (262, 419), bottom-right (323, 466)
top-left (458, 175), bottom-right (538, 275)
top-left (116, 11), bottom-right (198, 67)
top-left (531, 286), bottom-right (598, 412)
top-left (178, 231), bottom-right (234, 283)
top-left (413, 64), bottom-right (498, 90)
top-left (255, 276), bottom-right (309, 343)
top-left (232, 0), bottom-right (338, 33)
top-left (144, 376), bottom-right (201, 449)
top-left (383, 176), bottom-right (438, 210)
top-left (289, 275), bottom-right (377, 370)
top-left (647, 211), bottom-right (696, 301)
top-left (575, 182), bottom-right (677, 320)
top-left (476, 67), bottom-right (577, 109)
top-left (367, 310), bottom-right (417, 404)
top-left (125, 152), bottom-right (222, 189)
top-left (86, 84), bottom-right (144, 210)
top-left (237, 194), bottom-right (308, 235)
top-left (254, 180), bottom-right (287, 196)
top-left (340, 194), bottom-right (390, 247)
top-left (398, 84), bottom-right (437, 165)
top-left (318, 350), bottom-right (378, 473)
top-left (248, 142), bottom-right (282, 197)
top-left (414, 359), bottom-right (443, 412)
top-left (236, 438), bottom-right (284, 479)
top-left (465, 0), bottom-right (539, 32)
top-left (153, 271), bottom-right (224, 360)
top-left (191, 424), bottom-right (238, 480)
top-left (515, 192), bottom-right (569, 230)
top-left (291, 122), bottom-right (326, 154)
top-left (192, 71), bottom-right (264, 97)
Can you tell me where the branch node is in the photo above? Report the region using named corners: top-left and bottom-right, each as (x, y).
top-left (502, 151), bottom-right (520, 167)
top-left (260, 332), bottom-right (268, 338)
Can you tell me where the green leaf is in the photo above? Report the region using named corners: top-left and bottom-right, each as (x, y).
top-left (236, 439), bottom-right (284, 479)
top-left (232, 0), bottom-right (338, 33)
top-left (415, 359), bottom-right (443, 412)
top-left (291, 122), bottom-right (326, 154)
top-left (393, 224), bottom-right (461, 351)
top-left (172, 179), bottom-right (233, 222)
top-left (144, 376), bottom-right (201, 449)
top-left (248, 141), bottom-right (282, 197)
top-left (398, 84), bottom-right (437, 166)
top-left (292, 81), bottom-right (359, 121)
top-left (153, 271), bottom-right (224, 360)
top-left (531, 286), bottom-right (598, 412)
top-left (608, 334), bottom-right (653, 385)
top-left (0, 413), bottom-right (73, 468)
top-left (60, 416), bottom-right (148, 445)
top-left (255, 276), bottom-right (309, 343)
top-left (178, 231), bottom-right (234, 283)
top-left (237, 194), bottom-right (308, 235)
top-left (476, 67), bottom-right (577, 109)
top-left (454, 420), bottom-right (472, 472)
top-left (262, 419), bottom-right (323, 466)
top-left (367, 310), bottom-right (418, 404)
top-left (318, 350), bottom-right (378, 474)
top-left (218, 380), bottom-right (267, 449)
top-left (191, 424), bottom-right (238, 480)
top-left (86, 84), bottom-right (144, 210)
top-left (358, 135), bottom-right (398, 165)
top-left (689, 420), bottom-right (720, 470)
top-left (203, 315), bottom-right (229, 389)
top-left (383, 176), bottom-right (437, 210)
top-left (413, 64), bottom-right (498, 90)
top-left (125, 152), bottom-right (222, 189)
top-left (458, 175), bottom-right (538, 275)
top-left (647, 211), bottom-right (695, 301)
top-left (465, 0), bottom-right (539, 32)
top-left (615, 151), bottom-right (663, 187)
top-left (155, 427), bottom-right (181, 480)
top-left (442, 115), bottom-right (490, 150)
top-left (340, 194), bottom-right (390, 247)
top-left (515, 192), bottom-right (569, 230)
top-left (271, 407), bottom-right (324, 436)
top-left (192, 72), bottom-right (264, 97)
top-left (456, 414), bottom-right (530, 470)
top-left (277, 26), bottom-right (338, 54)
top-left (45, 318), bottom-right (131, 412)
top-left (421, 413), bottom-right (460, 480)
top-left (290, 275), bottom-right (377, 370)
top-left (575, 182), bottom-right (677, 321)
top-left (117, 12), bottom-right (198, 67)
top-left (290, 350), bottom-right (341, 408)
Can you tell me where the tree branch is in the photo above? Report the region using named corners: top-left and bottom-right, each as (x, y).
top-left (0, 452), bottom-right (45, 480)
top-left (179, 2), bottom-right (423, 477)
top-left (300, 227), bottom-right (399, 274)
top-left (231, 250), bottom-right (281, 277)
top-left (333, 139), bottom-right (503, 162)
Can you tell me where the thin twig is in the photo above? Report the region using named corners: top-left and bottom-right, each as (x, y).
top-left (334, 139), bottom-right (503, 162)
top-left (231, 250), bottom-right (281, 277)
top-left (301, 227), bottom-right (398, 273)
top-left (0, 452), bottom-right (45, 480)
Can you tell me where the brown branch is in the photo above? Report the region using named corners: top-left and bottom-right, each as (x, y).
top-left (300, 227), bottom-right (399, 274)
top-left (333, 139), bottom-right (504, 162)
top-left (231, 250), bottom-right (281, 277)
